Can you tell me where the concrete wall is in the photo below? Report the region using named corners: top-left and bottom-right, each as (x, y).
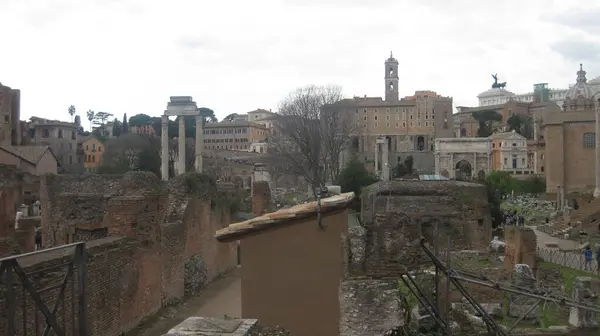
top-left (0, 171), bottom-right (238, 335)
top-left (241, 210), bottom-right (348, 336)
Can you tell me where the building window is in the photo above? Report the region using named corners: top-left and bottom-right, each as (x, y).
top-left (386, 122), bottom-right (390, 128)
top-left (58, 130), bottom-right (63, 138)
top-left (363, 116), bottom-right (367, 121)
top-left (71, 131), bottom-right (76, 140)
top-left (583, 132), bottom-right (595, 148)
top-left (42, 129), bottom-right (50, 138)
top-left (504, 158), bottom-right (507, 165)
top-left (374, 122), bottom-right (379, 128)
top-left (522, 158), bottom-right (525, 165)
top-left (395, 114), bottom-right (400, 120)
top-left (386, 115), bottom-right (390, 121)
top-left (395, 122), bottom-right (399, 128)
top-left (374, 116), bottom-right (378, 121)
top-left (402, 122), bottom-right (406, 127)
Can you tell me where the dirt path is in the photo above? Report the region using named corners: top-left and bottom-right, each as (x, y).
top-left (127, 267), bottom-right (242, 336)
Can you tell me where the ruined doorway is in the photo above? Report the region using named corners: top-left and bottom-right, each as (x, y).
top-left (460, 128), bottom-right (467, 137)
top-left (477, 170), bottom-right (486, 181)
top-left (455, 160), bottom-right (472, 181)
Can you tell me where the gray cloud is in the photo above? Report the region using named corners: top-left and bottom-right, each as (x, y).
top-left (543, 9), bottom-right (600, 34)
top-left (279, 0), bottom-right (395, 7)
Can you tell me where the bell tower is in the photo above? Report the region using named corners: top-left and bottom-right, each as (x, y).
top-left (385, 51), bottom-right (399, 102)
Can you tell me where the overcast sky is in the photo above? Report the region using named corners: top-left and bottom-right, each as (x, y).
top-left (1, 0), bottom-right (599, 123)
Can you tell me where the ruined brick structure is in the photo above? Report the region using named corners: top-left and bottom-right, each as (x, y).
top-left (504, 226), bottom-right (537, 272)
top-left (341, 180), bottom-right (493, 334)
top-left (358, 180), bottom-right (492, 277)
top-left (0, 171), bottom-right (238, 336)
top-left (252, 181), bottom-right (271, 216)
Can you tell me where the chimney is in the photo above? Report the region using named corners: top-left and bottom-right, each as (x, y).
top-left (252, 181), bottom-right (271, 216)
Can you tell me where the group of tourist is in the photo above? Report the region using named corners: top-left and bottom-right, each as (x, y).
top-left (502, 210), bottom-right (525, 227)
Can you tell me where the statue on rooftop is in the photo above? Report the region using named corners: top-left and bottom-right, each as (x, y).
top-left (491, 74), bottom-right (507, 89)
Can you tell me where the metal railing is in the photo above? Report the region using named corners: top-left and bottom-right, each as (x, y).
top-left (0, 242), bottom-right (89, 336)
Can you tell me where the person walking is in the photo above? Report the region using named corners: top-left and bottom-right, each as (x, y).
top-left (584, 246), bottom-right (593, 271)
top-left (34, 226), bottom-right (42, 250)
top-left (596, 245), bottom-right (600, 274)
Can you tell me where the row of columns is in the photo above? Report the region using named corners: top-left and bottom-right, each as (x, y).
top-left (161, 114), bottom-right (204, 181)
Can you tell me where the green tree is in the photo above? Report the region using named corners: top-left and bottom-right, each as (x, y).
top-left (198, 107), bottom-right (217, 123)
top-left (486, 170), bottom-right (516, 197)
top-left (507, 114), bottom-right (533, 139)
top-left (97, 133), bottom-right (160, 176)
top-left (483, 179), bottom-right (503, 229)
top-left (472, 110), bottom-right (502, 137)
top-left (337, 156), bottom-right (379, 210)
top-left (404, 155), bottom-right (414, 175)
top-left (223, 113), bottom-right (238, 122)
top-left (128, 113), bottom-right (152, 127)
top-left (68, 105), bottom-right (76, 122)
top-left (122, 113), bottom-right (128, 133)
top-left (111, 118), bottom-right (123, 137)
top-left (86, 110), bottom-right (95, 131)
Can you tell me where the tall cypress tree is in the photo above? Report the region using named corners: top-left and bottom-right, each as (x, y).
top-left (122, 113), bottom-right (128, 133)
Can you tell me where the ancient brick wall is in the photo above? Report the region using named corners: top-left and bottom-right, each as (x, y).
top-left (11, 171), bottom-right (239, 335)
top-left (358, 180), bottom-right (492, 278)
top-left (504, 226), bottom-right (537, 271)
top-left (252, 181), bottom-right (271, 216)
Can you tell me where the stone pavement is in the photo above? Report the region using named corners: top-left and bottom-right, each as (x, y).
top-left (127, 267), bottom-right (241, 336)
top-left (532, 227), bottom-right (581, 251)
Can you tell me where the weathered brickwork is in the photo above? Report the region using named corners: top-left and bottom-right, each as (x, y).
top-left (252, 181), bottom-right (270, 216)
top-left (358, 180), bottom-right (492, 278)
top-left (340, 180), bottom-right (494, 334)
top-left (504, 226), bottom-right (537, 272)
top-left (0, 171), bottom-right (238, 336)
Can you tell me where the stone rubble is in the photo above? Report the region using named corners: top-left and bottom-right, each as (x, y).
top-left (502, 195), bottom-right (555, 225)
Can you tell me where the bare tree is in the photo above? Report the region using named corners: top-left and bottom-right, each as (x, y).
top-left (270, 84), bottom-right (349, 197)
top-left (321, 101), bottom-right (357, 182)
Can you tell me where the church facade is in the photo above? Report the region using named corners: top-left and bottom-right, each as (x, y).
top-left (543, 64), bottom-right (600, 195)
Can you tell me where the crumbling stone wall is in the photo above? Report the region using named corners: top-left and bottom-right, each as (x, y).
top-left (12, 171), bottom-right (239, 335)
top-left (339, 180), bottom-right (493, 334)
top-left (504, 226), bottom-right (537, 272)
top-left (252, 181), bottom-right (271, 216)
top-left (359, 180), bottom-right (492, 277)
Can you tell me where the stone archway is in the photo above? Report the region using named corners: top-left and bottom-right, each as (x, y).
top-left (455, 160), bottom-right (472, 181)
top-left (477, 170), bottom-right (486, 181)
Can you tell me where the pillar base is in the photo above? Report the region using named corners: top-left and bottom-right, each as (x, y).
top-left (594, 188), bottom-right (600, 198)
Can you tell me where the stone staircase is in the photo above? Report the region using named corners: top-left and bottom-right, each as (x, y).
top-left (537, 196), bottom-right (600, 238)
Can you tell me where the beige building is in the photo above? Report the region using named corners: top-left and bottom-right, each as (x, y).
top-left (28, 117), bottom-right (84, 173)
top-left (203, 121), bottom-right (268, 151)
top-left (543, 64), bottom-right (600, 194)
top-left (489, 131), bottom-right (532, 176)
top-left (0, 145), bottom-right (58, 175)
top-left (329, 53), bottom-right (454, 173)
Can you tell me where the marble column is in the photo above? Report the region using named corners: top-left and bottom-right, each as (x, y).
top-left (374, 140), bottom-right (379, 177)
top-left (161, 115), bottom-right (169, 181)
top-left (594, 102), bottom-right (600, 197)
top-left (195, 115), bottom-right (203, 172)
top-left (382, 139), bottom-right (389, 181)
top-left (178, 117), bottom-right (186, 175)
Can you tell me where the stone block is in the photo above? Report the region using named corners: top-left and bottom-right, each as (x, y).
top-left (339, 279), bottom-right (402, 336)
top-left (569, 277), bottom-right (598, 328)
top-left (164, 317), bottom-right (258, 335)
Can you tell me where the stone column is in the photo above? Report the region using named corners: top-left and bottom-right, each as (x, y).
top-left (195, 115), bottom-right (203, 172)
top-left (178, 116), bottom-right (186, 175)
top-left (374, 140), bottom-right (379, 177)
top-left (382, 138), bottom-right (389, 181)
top-left (161, 115), bottom-right (169, 181)
top-left (594, 102), bottom-right (600, 197)
top-left (556, 185), bottom-right (561, 210)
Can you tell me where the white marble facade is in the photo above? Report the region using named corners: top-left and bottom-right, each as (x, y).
top-left (434, 138), bottom-right (492, 180)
